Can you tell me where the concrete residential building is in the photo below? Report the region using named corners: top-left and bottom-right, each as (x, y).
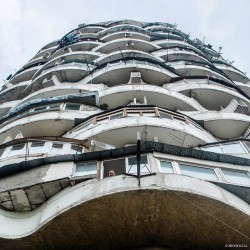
top-left (0, 20), bottom-right (250, 249)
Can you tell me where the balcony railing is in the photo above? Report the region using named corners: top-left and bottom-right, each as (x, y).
top-left (74, 106), bottom-right (205, 132)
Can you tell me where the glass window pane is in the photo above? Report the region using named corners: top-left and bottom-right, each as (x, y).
top-left (29, 141), bottom-right (45, 154)
top-left (160, 161), bottom-right (173, 173)
top-left (127, 155), bottom-right (149, 174)
top-left (222, 169), bottom-right (250, 186)
top-left (69, 145), bottom-right (83, 154)
top-left (33, 106), bottom-right (47, 111)
top-left (50, 143), bottom-right (63, 154)
top-left (222, 143), bottom-right (245, 154)
top-left (8, 144), bottom-right (26, 157)
top-left (203, 146), bottom-right (223, 154)
top-left (65, 103), bottom-right (81, 111)
top-left (75, 162), bottom-right (97, 176)
top-left (179, 164), bottom-right (218, 181)
top-left (49, 103), bottom-right (61, 110)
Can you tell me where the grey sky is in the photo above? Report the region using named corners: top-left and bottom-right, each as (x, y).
top-left (0, 0), bottom-right (249, 84)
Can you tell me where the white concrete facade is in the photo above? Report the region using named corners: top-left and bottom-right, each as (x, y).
top-left (0, 20), bottom-right (250, 249)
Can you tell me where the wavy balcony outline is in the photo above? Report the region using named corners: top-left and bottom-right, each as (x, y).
top-left (0, 109), bottom-right (102, 145)
top-left (83, 59), bottom-right (178, 86)
top-left (93, 38), bottom-right (159, 53)
top-left (64, 106), bottom-right (216, 147)
top-left (101, 31), bottom-right (150, 42)
top-left (166, 81), bottom-right (250, 111)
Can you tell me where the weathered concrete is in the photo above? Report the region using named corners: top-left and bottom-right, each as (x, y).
top-left (0, 174), bottom-right (249, 249)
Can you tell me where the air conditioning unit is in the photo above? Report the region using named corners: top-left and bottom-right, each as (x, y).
top-left (90, 140), bottom-right (115, 151)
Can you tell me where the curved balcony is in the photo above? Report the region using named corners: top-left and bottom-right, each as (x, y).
top-left (84, 59), bottom-right (178, 86)
top-left (106, 20), bottom-right (143, 28)
top-left (94, 49), bottom-right (164, 66)
top-left (93, 38), bottom-right (159, 53)
top-left (9, 65), bottom-right (41, 84)
top-left (17, 83), bottom-right (105, 106)
top-left (153, 39), bottom-right (204, 55)
top-left (78, 26), bottom-right (104, 33)
top-left (153, 48), bottom-right (210, 64)
top-left (99, 84), bottom-right (203, 111)
top-left (32, 51), bottom-right (99, 80)
top-left (169, 61), bottom-right (232, 84)
top-left (0, 81), bottom-right (29, 102)
top-left (101, 31), bottom-right (150, 42)
top-left (65, 106), bottom-right (216, 147)
top-left (27, 63), bottom-right (93, 94)
top-left (170, 80), bottom-right (250, 111)
top-left (0, 101), bottom-right (18, 117)
top-left (189, 111), bottom-right (250, 139)
top-left (214, 63), bottom-right (249, 84)
top-left (99, 24), bottom-right (145, 38)
top-left (0, 174), bottom-right (249, 249)
top-left (0, 108), bottom-right (102, 145)
top-left (31, 45), bottom-right (58, 61)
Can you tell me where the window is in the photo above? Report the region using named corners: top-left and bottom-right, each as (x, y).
top-left (160, 161), bottom-right (174, 173)
top-left (48, 103), bottom-right (61, 110)
top-left (69, 145), bottom-right (83, 154)
top-left (75, 162), bottom-right (97, 177)
top-left (127, 155), bottom-right (150, 174)
top-left (29, 141), bottom-right (45, 154)
top-left (8, 144), bottom-right (26, 157)
top-left (50, 143), bottom-right (63, 154)
top-left (65, 103), bottom-right (81, 111)
top-left (222, 143), bottom-right (246, 154)
top-left (179, 164), bottom-right (219, 181)
top-left (222, 169), bottom-right (250, 186)
top-left (33, 106), bottom-right (48, 112)
top-left (103, 158), bottom-right (126, 177)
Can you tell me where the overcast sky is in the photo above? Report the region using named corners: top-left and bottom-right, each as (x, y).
top-left (0, 0), bottom-right (249, 84)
